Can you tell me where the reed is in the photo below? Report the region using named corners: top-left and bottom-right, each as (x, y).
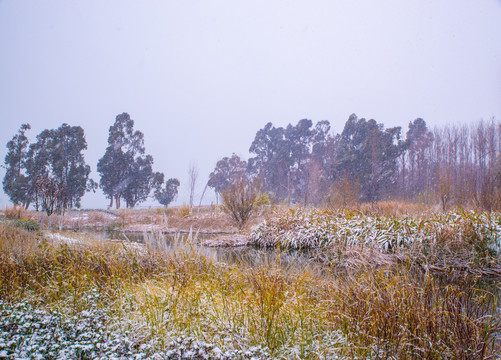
top-left (325, 269), bottom-right (501, 359)
top-left (3, 206), bottom-right (26, 220)
top-left (251, 208), bottom-right (501, 276)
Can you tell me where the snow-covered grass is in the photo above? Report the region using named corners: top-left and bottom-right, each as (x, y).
top-left (250, 208), bottom-right (501, 274)
top-left (1, 219), bottom-right (501, 359)
top-left (0, 299), bottom-right (274, 359)
top-left (0, 298), bottom-right (159, 359)
top-left (250, 208), bottom-right (501, 251)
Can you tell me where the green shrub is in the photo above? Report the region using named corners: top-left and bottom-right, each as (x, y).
top-left (256, 192), bottom-right (271, 206)
top-left (14, 219), bottom-right (40, 232)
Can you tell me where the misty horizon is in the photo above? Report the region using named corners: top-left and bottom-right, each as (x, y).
top-left (1, 1), bottom-right (500, 209)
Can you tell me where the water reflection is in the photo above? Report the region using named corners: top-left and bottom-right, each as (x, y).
top-left (204, 246), bottom-right (315, 269)
top-left (90, 230), bottom-right (318, 271)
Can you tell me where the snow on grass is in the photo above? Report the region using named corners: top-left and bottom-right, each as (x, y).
top-left (250, 208), bottom-right (501, 252)
top-left (0, 298), bottom-right (274, 360)
top-left (45, 232), bottom-right (83, 245)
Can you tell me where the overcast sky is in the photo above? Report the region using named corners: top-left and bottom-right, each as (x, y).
top-left (1, 0), bottom-right (500, 209)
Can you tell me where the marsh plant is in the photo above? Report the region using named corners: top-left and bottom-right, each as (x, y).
top-left (251, 208), bottom-right (501, 250)
top-left (1, 214), bottom-right (501, 359)
top-left (222, 176), bottom-right (262, 230)
top-left (13, 219), bottom-right (40, 232)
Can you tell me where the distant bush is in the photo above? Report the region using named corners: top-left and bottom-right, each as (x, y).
top-left (14, 219), bottom-right (40, 232)
top-left (178, 204), bottom-right (191, 217)
top-left (4, 206), bottom-right (25, 220)
top-left (222, 177), bottom-right (261, 230)
top-left (255, 192), bottom-right (271, 206)
top-left (154, 207), bottom-right (175, 216)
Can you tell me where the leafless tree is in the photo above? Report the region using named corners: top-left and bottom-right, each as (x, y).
top-left (188, 162), bottom-right (199, 209)
top-left (197, 181), bottom-right (209, 212)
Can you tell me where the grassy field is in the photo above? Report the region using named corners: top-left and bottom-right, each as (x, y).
top-left (1, 205), bottom-right (501, 359)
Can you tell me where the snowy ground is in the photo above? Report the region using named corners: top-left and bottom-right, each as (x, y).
top-left (0, 300), bottom-right (273, 359)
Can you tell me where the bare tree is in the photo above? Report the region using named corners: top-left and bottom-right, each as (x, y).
top-left (437, 165), bottom-right (452, 212)
top-left (327, 173), bottom-right (360, 210)
top-left (197, 181), bottom-right (208, 212)
top-left (188, 162), bottom-right (199, 209)
top-left (304, 160), bottom-right (326, 206)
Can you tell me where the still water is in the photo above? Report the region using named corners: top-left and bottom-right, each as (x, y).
top-left (92, 230), bottom-right (318, 271)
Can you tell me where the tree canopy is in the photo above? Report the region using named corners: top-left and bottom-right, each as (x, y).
top-left (97, 113), bottom-right (163, 208)
top-left (154, 177), bottom-right (180, 207)
top-left (211, 114), bottom-right (494, 208)
top-left (5, 111), bottom-right (501, 212)
top-left (335, 114), bottom-right (403, 202)
top-left (3, 124), bottom-right (31, 207)
top-left (208, 153), bottom-right (248, 196)
top-left (3, 123), bottom-right (92, 211)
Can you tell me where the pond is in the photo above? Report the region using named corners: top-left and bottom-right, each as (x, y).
top-left (85, 229), bottom-right (320, 272)
top-left (83, 230), bottom-right (501, 292)
top-left (63, 228), bottom-right (501, 301)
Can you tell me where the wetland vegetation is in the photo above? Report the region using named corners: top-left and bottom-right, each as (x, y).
top-left (1, 204), bottom-right (501, 359)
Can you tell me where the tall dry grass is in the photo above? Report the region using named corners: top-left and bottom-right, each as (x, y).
top-left (0, 224), bottom-right (164, 312)
top-left (1, 222), bottom-right (500, 358)
top-left (328, 269), bottom-right (500, 359)
top-left (3, 206), bottom-right (26, 220)
top-left (358, 200), bottom-right (437, 217)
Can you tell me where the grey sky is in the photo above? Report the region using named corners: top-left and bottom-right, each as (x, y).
top-left (1, 0), bottom-right (500, 208)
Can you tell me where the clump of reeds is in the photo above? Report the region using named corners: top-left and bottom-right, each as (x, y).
top-left (13, 219), bottom-right (40, 232)
top-left (250, 207), bottom-right (432, 249)
top-left (0, 223), bottom-right (167, 311)
top-left (3, 206), bottom-right (26, 220)
top-left (251, 207), bottom-right (501, 276)
top-left (178, 204), bottom-right (191, 217)
top-left (326, 269), bottom-right (501, 359)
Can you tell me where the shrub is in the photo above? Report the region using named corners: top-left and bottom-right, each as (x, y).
top-left (4, 206), bottom-right (24, 220)
top-left (255, 193), bottom-right (271, 206)
top-left (14, 219), bottom-right (40, 232)
top-left (178, 203), bottom-right (191, 217)
top-left (222, 177), bottom-right (261, 230)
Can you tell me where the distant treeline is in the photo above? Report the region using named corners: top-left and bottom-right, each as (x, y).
top-left (4, 113), bottom-right (500, 212)
top-left (208, 114), bottom-right (501, 211)
top-left (3, 113), bottom-right (179, 213)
